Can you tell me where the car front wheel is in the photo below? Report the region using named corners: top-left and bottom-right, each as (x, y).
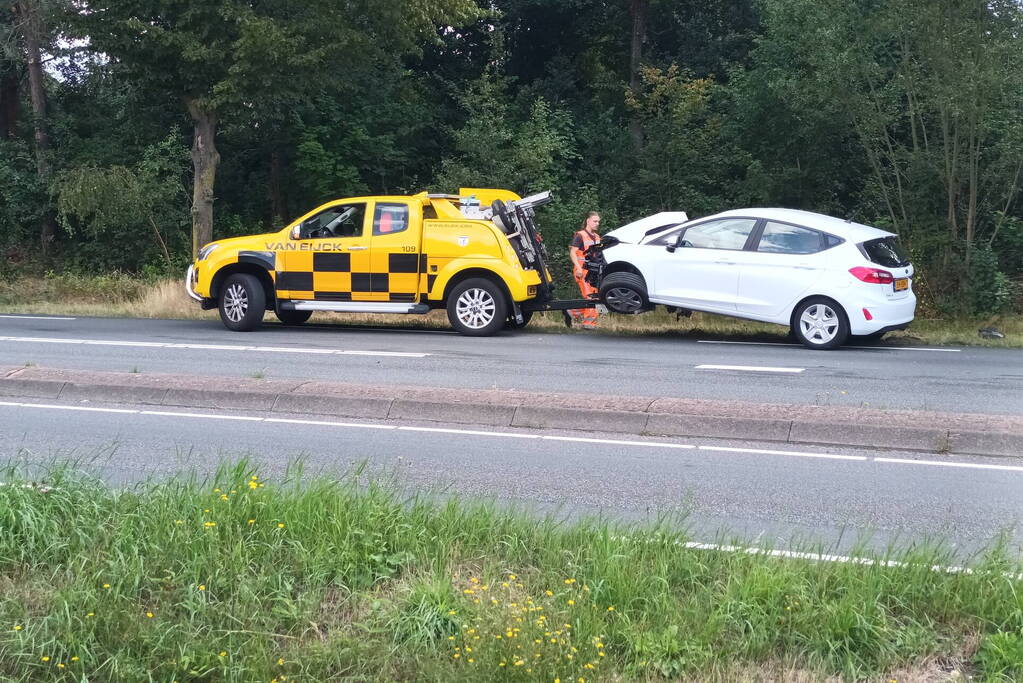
top-left (599, 272), bottom-right (648, 314)
top-left (447, 278), bottom-right (508, 336)
top-left (791, 297), bottom-right (849, 350)
top-left (219, 273), bottom-right (266, 332)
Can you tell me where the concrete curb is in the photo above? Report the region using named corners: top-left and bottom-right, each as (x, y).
top-left (1, 369), bottom-right (1020, 458)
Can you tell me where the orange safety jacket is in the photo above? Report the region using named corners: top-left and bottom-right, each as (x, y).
top-left (569, 229), bottom-right (601, 274)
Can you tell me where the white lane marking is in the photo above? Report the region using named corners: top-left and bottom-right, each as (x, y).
top-left (398, 425), bottom-right (539, 439)
top-left (0, 400), bottom-right (138, 414)
top-left (698, 444), bottom-right (866, 461)
top-left (696, 364), bottom-right (805, 374)
top-left (697, 339), bottom-right (961, 352)
top-left (0, 315), bottom-right (76, 321)
top-left (0, 400), bottom-right (1018, 473)
top-left (876, 457), bottom-right (1023, 473)
top-left (267, 417), bottom-right (396, 430)
top-left (0, 335), bottom-right (428, 358)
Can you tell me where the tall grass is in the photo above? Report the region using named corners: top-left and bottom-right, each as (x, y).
top-left (0, 462), bottom-right (1021, 681)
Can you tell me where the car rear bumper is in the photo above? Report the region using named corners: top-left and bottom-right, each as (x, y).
top-left (847, 293), bottom-right (916, 335)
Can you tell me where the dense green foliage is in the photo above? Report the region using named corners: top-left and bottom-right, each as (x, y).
top-left (1, 461), bottom-right (1022, 680)
top-left (1, 0), bottom-right (1021, 314)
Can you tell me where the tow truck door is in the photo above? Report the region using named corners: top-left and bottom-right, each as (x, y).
top-left (367, 200), bottom-right (422, 303)
top-left (276, 201), bottom-right (375, 302)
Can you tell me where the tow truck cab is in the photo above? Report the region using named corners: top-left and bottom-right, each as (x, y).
top-left (186, 188), bottom-right (561, 336)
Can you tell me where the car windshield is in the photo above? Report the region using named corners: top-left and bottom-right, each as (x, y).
top-left (859, 236), bottom-right (910, 267)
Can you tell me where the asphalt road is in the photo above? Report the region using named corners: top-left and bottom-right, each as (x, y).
top-left (3, 397), bottom-right (1022, 558)
top-left (0, 314), bottom-right (1019, 415)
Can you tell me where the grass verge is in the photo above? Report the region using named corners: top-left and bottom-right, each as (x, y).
top-left (1, 462), bottom-right (1022, 681)
top-left (1, 274), bottom-right (1021, 348)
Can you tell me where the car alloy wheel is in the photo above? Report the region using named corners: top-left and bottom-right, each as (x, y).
top-left (604, 287), bottom-right (643, 313)
top-left (455, 287), bottom-right (497, 330)
top-left (799, 303), bottom-right (840, 345)
top-left (223, 282), bottom-right (248, 323)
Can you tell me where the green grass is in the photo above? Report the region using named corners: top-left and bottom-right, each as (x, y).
top-left (1, 462), bottom-right (1022, 681)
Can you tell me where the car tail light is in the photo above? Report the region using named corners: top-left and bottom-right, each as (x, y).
top-left (862, 308), bottom-right (873, 321)
top-left (849, 266), bottom-right (894, 284)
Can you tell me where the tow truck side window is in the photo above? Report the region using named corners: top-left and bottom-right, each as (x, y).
top-left (303, 203), bottom-right (366, 239)
top-left (373, 203), bottom-right (410, 235)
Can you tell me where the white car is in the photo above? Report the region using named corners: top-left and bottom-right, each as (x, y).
top-left (593, 208), bottom-right (916, 349)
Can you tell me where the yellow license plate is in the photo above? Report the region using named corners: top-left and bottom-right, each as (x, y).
top-left (894, 278), bottom-right (909, 291)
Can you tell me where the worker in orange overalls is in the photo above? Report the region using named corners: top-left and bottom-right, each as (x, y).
top-left (568, 211), bottom-right (601, 329)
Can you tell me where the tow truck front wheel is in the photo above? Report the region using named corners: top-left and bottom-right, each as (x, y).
top-left (218, 273), bottom-right (266, 332)
top-left (447, 278), bottom-right (508, 336)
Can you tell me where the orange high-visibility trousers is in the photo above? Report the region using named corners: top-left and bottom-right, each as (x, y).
top-left (569, 271), bottom-right (599, 328)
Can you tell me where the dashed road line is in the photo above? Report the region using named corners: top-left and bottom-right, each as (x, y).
top-left (0, 335), bottom-right (428, 358)
top-left (695, 364), bottom-right (805, 373)
top-left (0, 315), bottom-right (76, 321)
top-left (0, 400), bottom-right (1015, 473)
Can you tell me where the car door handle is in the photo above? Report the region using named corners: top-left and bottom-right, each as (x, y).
top-left (348, 246), bottom-right (368, 251)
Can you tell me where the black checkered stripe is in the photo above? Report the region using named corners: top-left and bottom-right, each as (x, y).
top-left (275, 252), bottom-right (437, 303)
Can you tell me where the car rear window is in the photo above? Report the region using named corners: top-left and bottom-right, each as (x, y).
top-left (859, 236), bottom-right (910, 267)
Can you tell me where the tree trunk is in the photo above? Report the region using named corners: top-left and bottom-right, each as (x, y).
top-left (16, 0), bottom-right (57, 251)
top-left (0, 64), bottom-right (19, 139)
top-left (184, 97), bottom-right (219, 256)
top-left (628, 0), bottom-right (648, 151)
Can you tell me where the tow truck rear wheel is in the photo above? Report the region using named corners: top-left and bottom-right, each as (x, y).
top-left (447, 278), bottom-right (508, 336)
top-left (218, 273), bottom-right (266, 332)
top-left (599, 272), bottom-right (648, 314)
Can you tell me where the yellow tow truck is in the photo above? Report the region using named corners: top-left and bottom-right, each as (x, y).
top-left (185, 188), bottom-right (586, 335)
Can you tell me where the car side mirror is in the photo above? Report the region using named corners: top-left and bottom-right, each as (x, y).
top-left (666, 244), bottom-right (676, 253)
top-left (291, 223), bottom-right (309, 240)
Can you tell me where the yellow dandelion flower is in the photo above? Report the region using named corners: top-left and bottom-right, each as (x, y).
top-left (277, 523), bottom-right (285, 528)
top-left (248, 519), bottom-right (255, 525)
top-left (220, 494), bottom-right (228, 501)
top-left (448, 636), bottom-right (455, 641)
top-left (198, 585), bottom-right (206, 591)
top-left (57, 663), bottom-right (65, 669)
top-left (514, 660), bottom-right (524, 666)
top-left (251, 475), bottom-right (258, 480)
top-left (463, 589), bottom-right (474, 595)
top-left (499, 662), bottom-right (506, 667)
top-left (86, 613), bottom-right (94, 617)
top-left (567, 600), bottom-right (575, 606)
top-left (71, 656), bottom-right (79, 662)
top-left (453, 653), bottom-right (460, 659)
top-left (448, 610), bottom-right (456, 615)
top-left (175, 520), bottom-right (183, 525)
top-left (145, 612), bottom-right (154, 618)
top-left (12, 625), bottom-right (21, 631)
top-left (469, 577), bottom-right (479, 583)
top-left (468, 658), bottom-right (474, 663)
top-left (219, 651), bottom-right (227, 658)
top-left (501, 582), bottom-right (509, 588)
top-left (607, 606), bottom-right (615, 611)
top-left (578, 678), bottom-right (586, 683)
top-left (545, 590), bottom-right (553, 596)
top-left (564, 578), bottom-right (576, 584)
top-left (598, 651), bottom-right (605, 657)
top-left (213, 488), bottom-right (221, 493)
top-left (102, 583), bottom-right (110, 589)
top-left (204, 521), bottom-right (216, 528)
top-left (248, 481), bottom-right (258, 490)
top-left (41, 656), bottom-right (49, 662)
top-left (204, 508), bottom-right (210, 513)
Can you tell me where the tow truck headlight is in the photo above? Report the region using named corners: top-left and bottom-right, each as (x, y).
top-left (197, 243), bottom-right (220, 261)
